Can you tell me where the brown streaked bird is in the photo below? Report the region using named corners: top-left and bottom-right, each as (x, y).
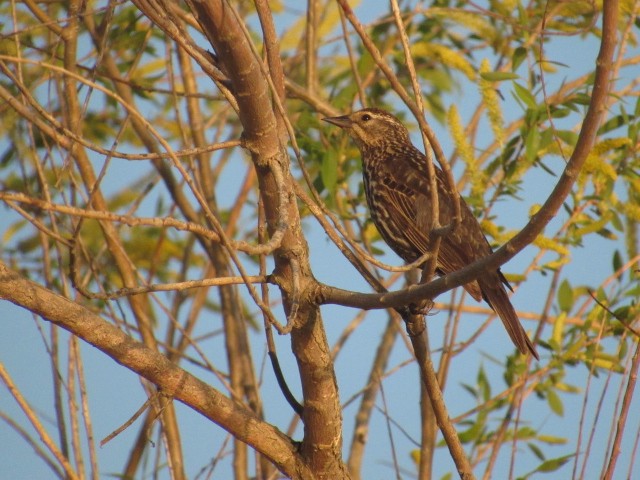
top-left (323, 108), bottom-right (538, 359)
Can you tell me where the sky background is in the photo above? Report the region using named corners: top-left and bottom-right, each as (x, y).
top-left (1, 1), bottom-right (639, 479)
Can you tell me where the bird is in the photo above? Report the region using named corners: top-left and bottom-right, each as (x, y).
top-left (323, 108), bottom-right (538, 359)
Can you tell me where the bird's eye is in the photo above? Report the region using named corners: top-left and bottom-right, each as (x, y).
top-left (361, 113), bottom-right (371, 122)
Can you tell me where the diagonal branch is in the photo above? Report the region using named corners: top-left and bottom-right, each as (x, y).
top-left (319, 0), bottom-right (618, 313)
top-left (0, 262), bottom-right (315, 479)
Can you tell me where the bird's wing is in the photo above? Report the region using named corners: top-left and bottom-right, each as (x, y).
top-left (379, 166), bottom-right (486, 301)
top-left (376, 171), bottom-right (433, 256)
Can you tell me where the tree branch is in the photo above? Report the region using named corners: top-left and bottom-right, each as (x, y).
top-left (0, 262), bottom-right (315, 479)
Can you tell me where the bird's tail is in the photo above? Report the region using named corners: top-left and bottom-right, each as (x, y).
top-left (480, 278), bottom-right (539, 360)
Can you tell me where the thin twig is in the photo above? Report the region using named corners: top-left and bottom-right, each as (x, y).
top-left (0, 192), bottom-right (281, 256)
top-left (589, 290), bottom-right (640, 338)
top-left (0, 363), bottom-right (80, 480)
top-left (602, 337), bottom-right (640, 479)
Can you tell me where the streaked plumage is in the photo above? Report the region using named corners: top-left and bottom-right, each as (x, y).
top-left (323, 108), bottom-right (538, 359)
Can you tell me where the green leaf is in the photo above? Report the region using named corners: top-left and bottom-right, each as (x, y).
top-left (513, 82), bottom-right (537, 109)
top-left (525, 127), bottom-right (540, 162)
top-left (572, 93), bottom-right (592, 105)
top-left (598, 114), bottom-right (626, 135)
top-left (514, 426), bottom-right (538, 439)
top-left (625, 285), bottom-right (640, 299)
top-left (557, 279), bottom-right (574, 313)
top-left (547, 389), bottom-right (564, 416)
top-left (612, 249), bottom-right (622, 274)
top-left (550, 107), bottom-right (572, 119)
top-left (477, 366), bottom-right (491, 401)
top-left (527, 442), bottom-right (546, 461)
top-left (551, 312), bottom-right (566, 347)
top-left (461, 383), bottom-right (477, 398)
top-left (612, 306), bottom-right (631, 322)
top-left (618, 339), bottom-right (628, 359)
top-left (512, 46), bottom-right (527, 70)
top-left (591, 353), bottom-right (625, 373)
top-left (556, 130), bottom-right (579, 146)
top-left (2, 219), bottom-right (27, 244)
top-left (321, 152), bottom-right (338, 193)
top-left (537, 435), bottom-right (569, 445)
top-left (610, 210), bottom-right (623, 232)
top-left (535, 454), bottom-right (573, 473)
top-left (480, 71), bottom-right (520, 81)
top-left (457, 420), bottom-right (484, 443)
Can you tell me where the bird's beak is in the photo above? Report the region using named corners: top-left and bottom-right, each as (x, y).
top-left (322, 114), bottom-right (352, 129)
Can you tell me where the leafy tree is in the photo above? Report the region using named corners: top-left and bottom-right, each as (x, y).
top-left (0, 0), bottom-right (637, 479)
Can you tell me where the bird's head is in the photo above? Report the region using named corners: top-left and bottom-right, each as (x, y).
top-left (323, 108), bottom-right (411, 150)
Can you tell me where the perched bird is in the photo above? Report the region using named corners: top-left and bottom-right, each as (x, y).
top-left (323, 108), bottom-right (538, 359)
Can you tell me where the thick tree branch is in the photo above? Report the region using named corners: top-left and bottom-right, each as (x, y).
top-left (162, 1), bottom-right (349, 477)
top-left (0, 262), bottom-right (315, 479)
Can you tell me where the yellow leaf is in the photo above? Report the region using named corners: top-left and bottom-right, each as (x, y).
top-left (592, 137), bottom-right (631, 154)
top-left (411, 42), bottom-right (476, 80)
top-left (534, 235), bottom-right (570, 256)
top-left (479, 59), bottom-right (505, 146)
top-left (448, 105), bottom-right (482, 196)
top-left (480, 219), bottom-right (500, 239)
top-left (620, 202), bottom-right (640, 221)
top-left (552, 312), bottom-right (566, 345)
top-left (591, 355), bottom-right (625, 373)
top-left (572, 213), bottom-right (614, 238)
top-left (426, 8), bottom-right (497, 42)
top-left (363, 221), bottom-right (380, 244)
top-left (529, 203), bottom-right (542, 218)
top-left (131, 59), bottom-right (167, 81)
